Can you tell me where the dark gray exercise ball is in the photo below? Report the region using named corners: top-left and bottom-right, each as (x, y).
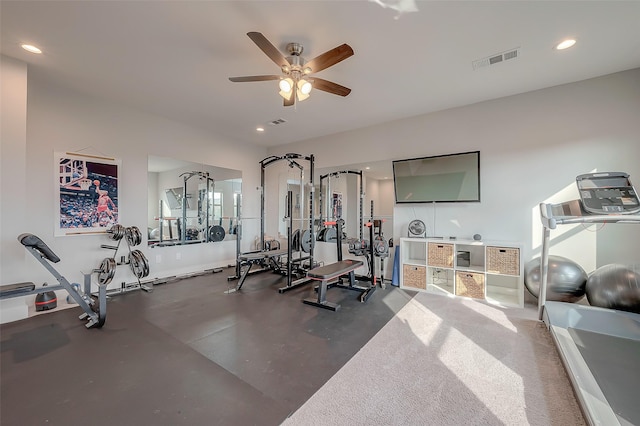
top-left (585, 264), bottom-right (640, 314)
top-left (524, 255), bottom-right (587, 302)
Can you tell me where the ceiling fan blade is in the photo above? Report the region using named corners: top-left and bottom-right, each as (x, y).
top-left (305, 44), bottom-right (354, 74)
top-left (247, 32), bottom-right (291, 69)
top-left (284, 95), bottom-right (295, 107)
top-left (229, 75), bottom-right (281, 82)
top-left (311, 78), bottom-right (351, 97)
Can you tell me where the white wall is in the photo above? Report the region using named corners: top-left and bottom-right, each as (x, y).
top-left (268, 69), bottom-right (640, 274)
top-left (0, 56), bottom-right (29, 322)
top-left (3, 57), bottom-right (639, 322)
top-left (1, 62), bottom-right (267, 322)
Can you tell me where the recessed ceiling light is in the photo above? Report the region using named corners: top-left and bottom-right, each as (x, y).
top-left (256, 126), bottom-right (265, 132)
top-left (555, 39), bottom-right (576, 50)
top-left (365, 166), bottom-right (371, 170)
top-left (21, 44), bottom-right (42, 54)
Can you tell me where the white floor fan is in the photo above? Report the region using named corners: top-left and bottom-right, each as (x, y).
top-left (407, 219), bottom-right (426, 238)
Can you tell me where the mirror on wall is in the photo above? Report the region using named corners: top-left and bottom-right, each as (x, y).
top-left (276, 167), bottom-right (306, 238)
top-left (148, 156), bottom-right (242, 247)
top-left (315, 160), bottom-right (394, 241)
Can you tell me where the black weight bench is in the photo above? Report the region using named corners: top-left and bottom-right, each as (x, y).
top-left (228, 249), bottom-right (291, 293)
top-left (303, 259), bottom-right (375, 311)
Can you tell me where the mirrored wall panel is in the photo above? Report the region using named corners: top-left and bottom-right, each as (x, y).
top-left (148, 156), bottom-right (242, 247)
top-left (314, 160), bottom-right (394, 241)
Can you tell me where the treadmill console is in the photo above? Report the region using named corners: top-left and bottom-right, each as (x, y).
top-left (576, 172), bottom-right (640, 214)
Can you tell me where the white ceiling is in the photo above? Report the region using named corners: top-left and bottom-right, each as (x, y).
top-left (2, 1), bottom-right (640, 148)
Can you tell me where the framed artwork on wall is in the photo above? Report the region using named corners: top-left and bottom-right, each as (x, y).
top-left (54, 151), bottom-right (121, 236)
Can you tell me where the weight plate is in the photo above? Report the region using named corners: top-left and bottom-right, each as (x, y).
top-left (125, 226), bottom-right (142, 246)
top-left (108, 224), bottom-right (125, 241)
top-left (134, 226), bottom-right (142, 245)
top-left (323, 227), bottom-right (337, 242)
top-left (98, 257), bottom-right (116, 285)
top-left (129, 249), bottom-right (149, 278)
top-left (372, 235), bottom-right (389, 257)
top-left (300, 230), bottom-right (312, 253)
top-left (209, 225), bottom-right (226, 242)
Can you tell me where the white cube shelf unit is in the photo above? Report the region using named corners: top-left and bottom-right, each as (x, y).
top-left (399, 238), bottom-right (523, 307)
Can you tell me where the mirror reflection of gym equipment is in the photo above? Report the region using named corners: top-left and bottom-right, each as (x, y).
top-left (317, 170), bottom-right (364, 243)
top-left (147, 156), bottom-right (242, 247)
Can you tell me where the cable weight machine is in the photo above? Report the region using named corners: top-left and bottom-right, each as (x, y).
top-left (317, 170), bottom-right (364, 243)
top-left (345, 200), bottom-right (390, 288)
top-left (227, 153), bottom-right (316, 293)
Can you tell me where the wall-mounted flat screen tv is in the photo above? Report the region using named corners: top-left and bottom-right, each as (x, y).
top-left (393, 151), bottom-right (480, 203)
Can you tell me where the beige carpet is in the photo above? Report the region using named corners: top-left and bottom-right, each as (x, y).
top-left (282, 291), bottom-right (585, 425)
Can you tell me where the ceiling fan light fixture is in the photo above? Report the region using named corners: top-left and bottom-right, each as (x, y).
top-left (229, 32), bottom-right (354, 106)
top-left (296, 90), bottom-right (310, 102)
top-left (298, 79), bottom-right (312, 95)
top-left (279, 88), bottom-right (294, 101)
top-left (279, 77), bottom-right (293, 92)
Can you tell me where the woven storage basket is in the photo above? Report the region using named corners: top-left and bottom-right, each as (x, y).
top-left (455, 271), bottom-right (485, 299)
top-left (427, 243), bottom-right (454, 268)
top-left (403, 265), bottom-right (426, 289)
top-left (486, 246), bottom-right (520, 276)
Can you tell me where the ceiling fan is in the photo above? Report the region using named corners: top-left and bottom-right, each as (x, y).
top-left (229, 32), bottom-right (354, 107)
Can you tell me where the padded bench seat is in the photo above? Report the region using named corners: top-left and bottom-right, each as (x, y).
top-left (303, 259), bottom-right (367, 311)
top-left (0, 282), bottom-right (36, 297)
top-left (307, 260), bottom-right (363, 280)
top-left (238, 252), bottom-right (268, 262)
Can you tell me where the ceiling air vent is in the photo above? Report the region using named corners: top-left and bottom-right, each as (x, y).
top-left (269, 118), bottom-right (287, 126)
top-left (472, 47), bottom-right (520, 70)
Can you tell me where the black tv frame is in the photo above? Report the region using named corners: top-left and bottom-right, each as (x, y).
top-left (392, 151), bottom-right (481, 204)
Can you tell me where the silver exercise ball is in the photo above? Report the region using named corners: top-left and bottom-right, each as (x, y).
top-left (524, 255), bottom-right (587, 303)
top-left (585, 264), bottom-right (640, 314)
